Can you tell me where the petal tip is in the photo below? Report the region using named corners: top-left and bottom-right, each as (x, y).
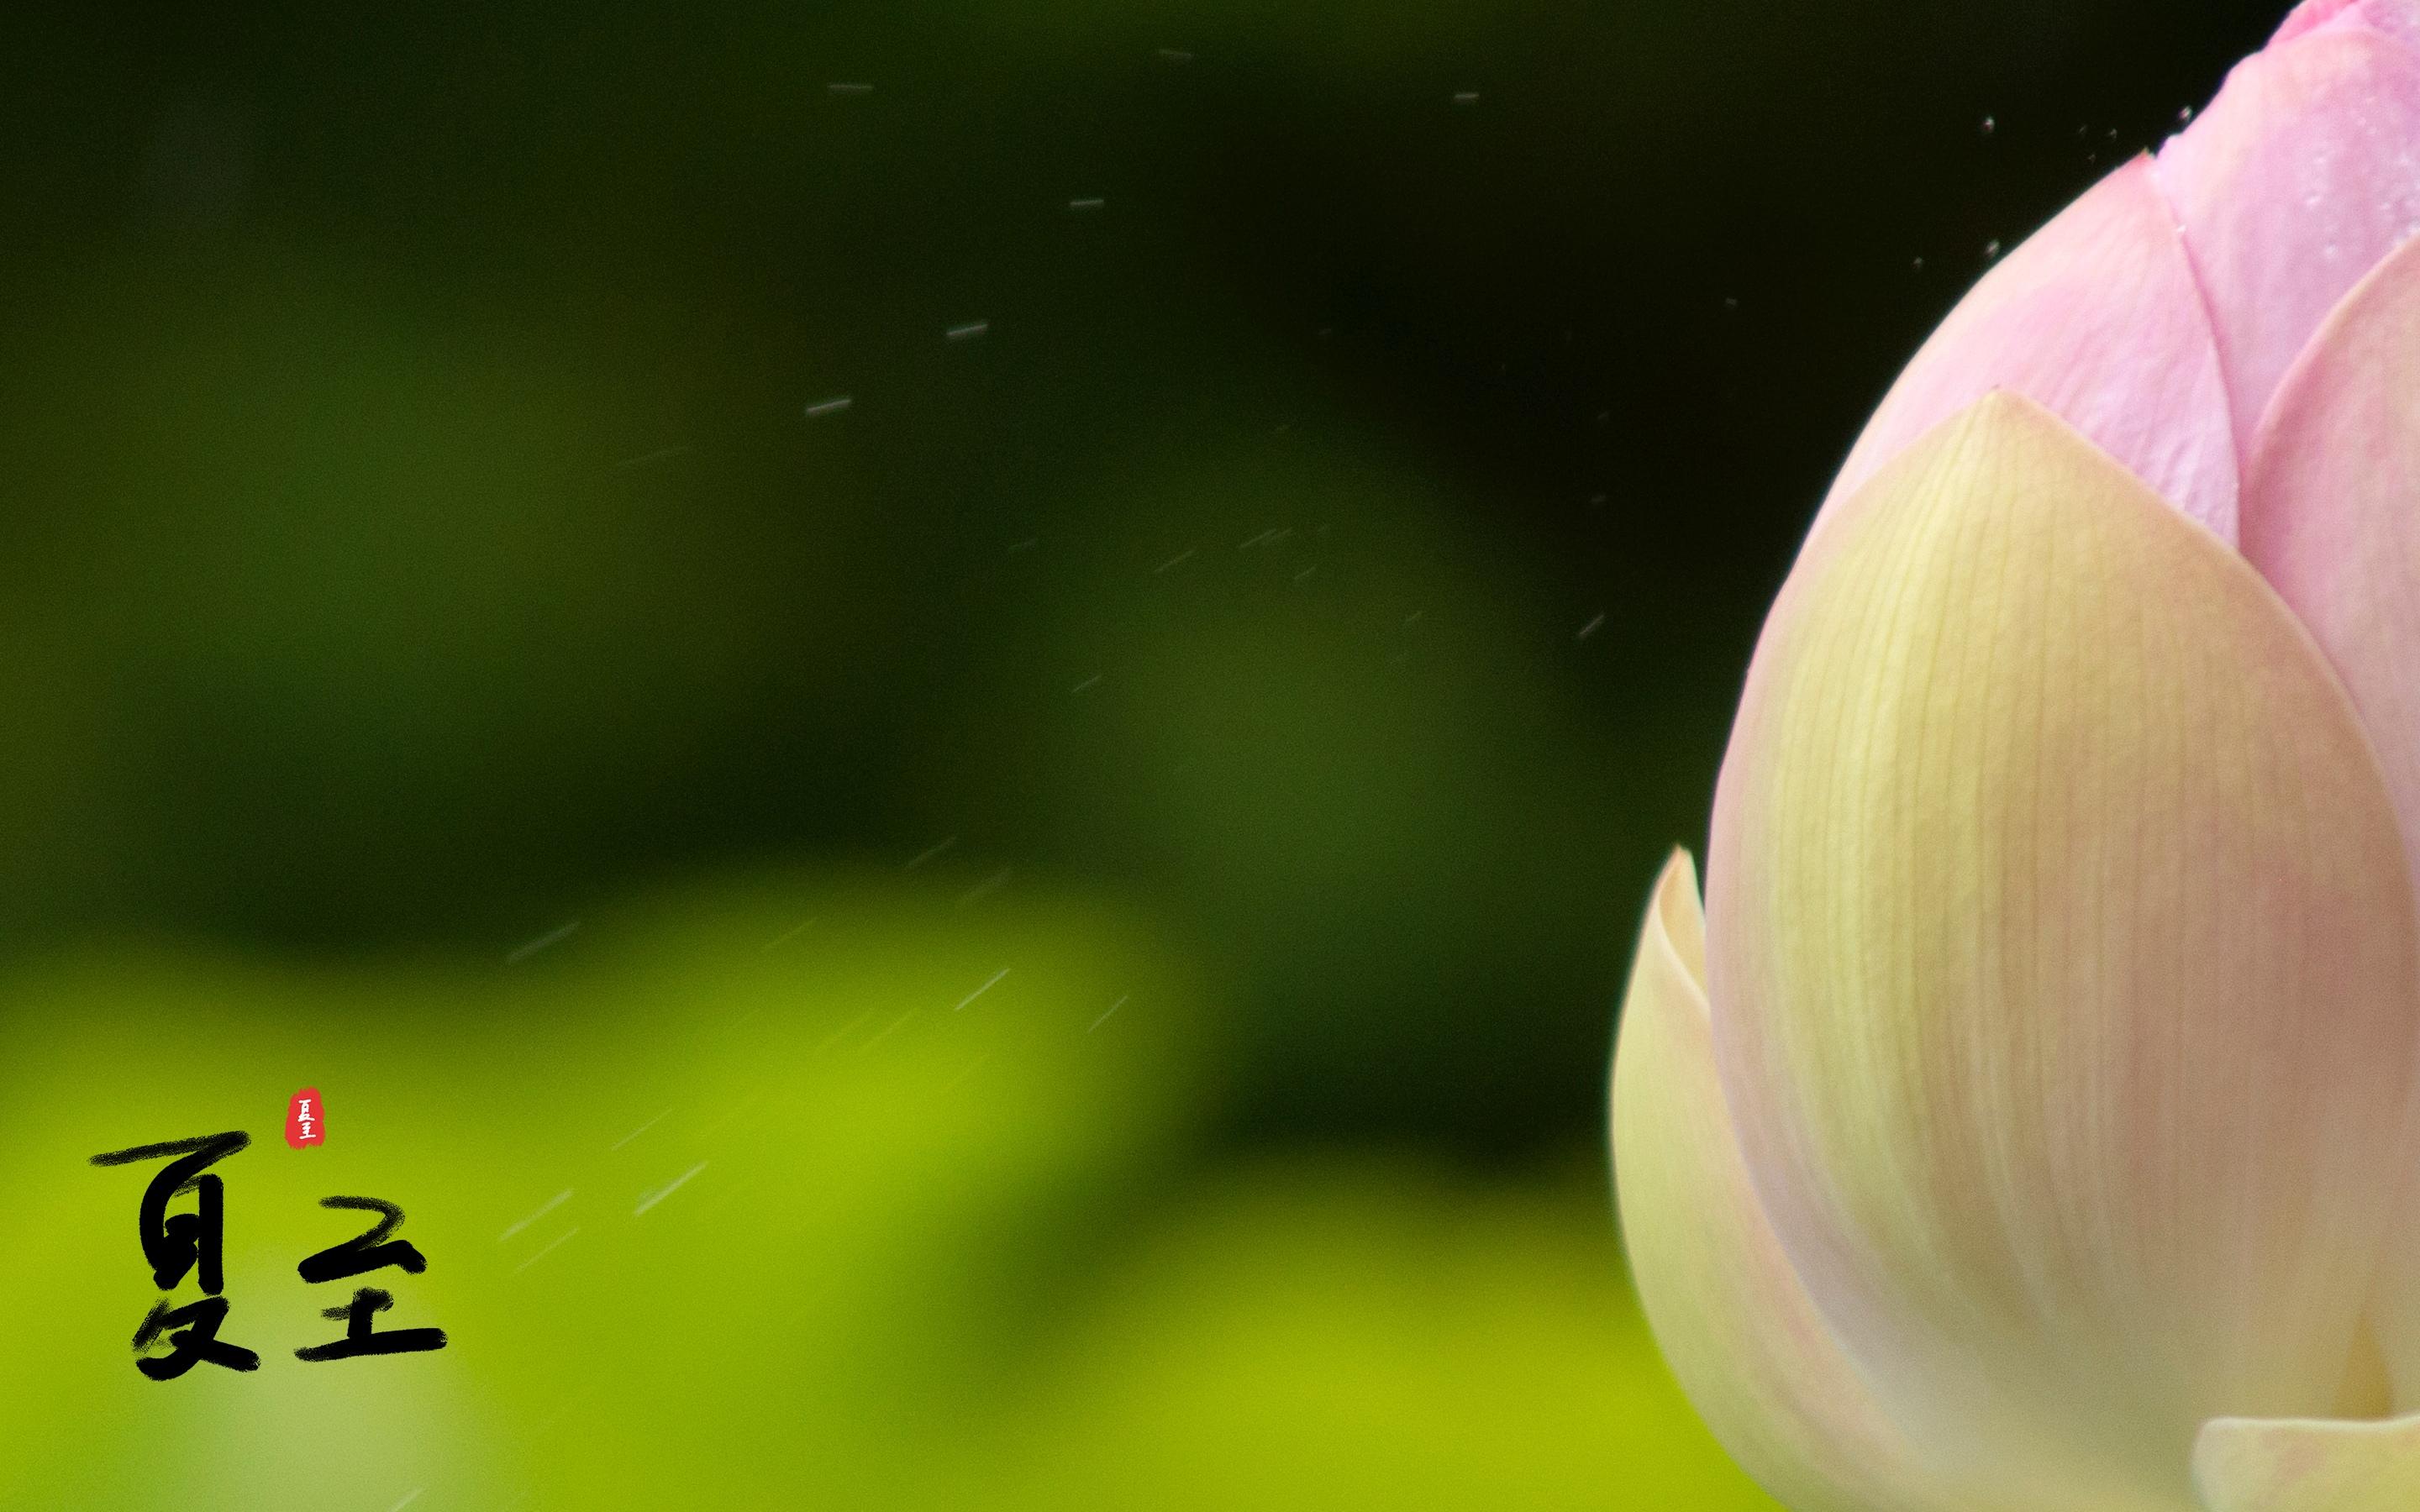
top-left (1649, 848), bottom-right (1707, 991)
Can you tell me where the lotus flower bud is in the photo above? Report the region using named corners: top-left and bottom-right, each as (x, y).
top-left (1612, 5), bottom-right (2420, 1508)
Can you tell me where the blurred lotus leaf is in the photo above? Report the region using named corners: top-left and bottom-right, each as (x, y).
top-left (968, 1161), bottom-right (1779, 1510)
top-left (0, 874), bottom-right (1194, 1509)
top-left (0, 871), bottom-right (1770, 1509)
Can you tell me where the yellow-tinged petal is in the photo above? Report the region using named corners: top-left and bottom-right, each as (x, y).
top-left (1613, 851), bottom-right (1986, 1512)
top-left (2195, 1413), bottom-right (2420, 1511)
top-left (1706, 393), bottom-right (2420, 1508)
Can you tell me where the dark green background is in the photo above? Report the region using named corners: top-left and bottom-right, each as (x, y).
top-left (0, 0), bottom-right (2287, 1159)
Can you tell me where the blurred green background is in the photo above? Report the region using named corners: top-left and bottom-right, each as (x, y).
top-left (0, 1), bottom-right (2293, 1505)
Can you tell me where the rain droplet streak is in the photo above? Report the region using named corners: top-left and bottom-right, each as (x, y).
top-left (956, 869), bottom-right (1013, 908)
top-left (815, 1005), bottom-right (878, 1051)
top-left (860, 1007), bottom-right (920, 1050)
top-left (610, 1110), bottom-right (672, 1152)
top-left (633, 1163), bottom-right (709, 1217)
top-left (954, 967), bottom-right (1011, 1011)
top-left (513, 1226), bottom-right (581, 1273)
top-left (499, 1189), bottom-right (573, 1243)
top-left (507, 920), bottom-right (581, 964)
top-left (763, 916), bottom-right (820, 950)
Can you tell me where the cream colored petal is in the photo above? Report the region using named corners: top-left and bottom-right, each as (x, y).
top-left (1613, 851), bottom-right (1980, 1512)
top-left (1706, 394), bottom-right (2420, 1509)
top-left (2195, 1412), bottom-right (2420, 1510)
top-left (2375, 1177), bottom-right (2420, 1411)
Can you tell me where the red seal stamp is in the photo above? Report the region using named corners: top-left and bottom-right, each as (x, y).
top-left (286, 1088), bottom-right (325, 1148)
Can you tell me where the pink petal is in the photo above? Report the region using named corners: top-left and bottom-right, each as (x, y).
top-left (2365, 0), bottom-right (2420, 53)
top-left (2274, 0), bottom-right (2368, 45)
top-left (2153, 23), bottom-right (2420, 459)
top-left (2241, 234), bottom-right (2420, 913)
top-left (1823, 157), bottom-right (2237, 543)
top-left (2240, 251), bottom-right (2420, 1397)
top-left (2274, 0), bottom-right (2420, 52)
